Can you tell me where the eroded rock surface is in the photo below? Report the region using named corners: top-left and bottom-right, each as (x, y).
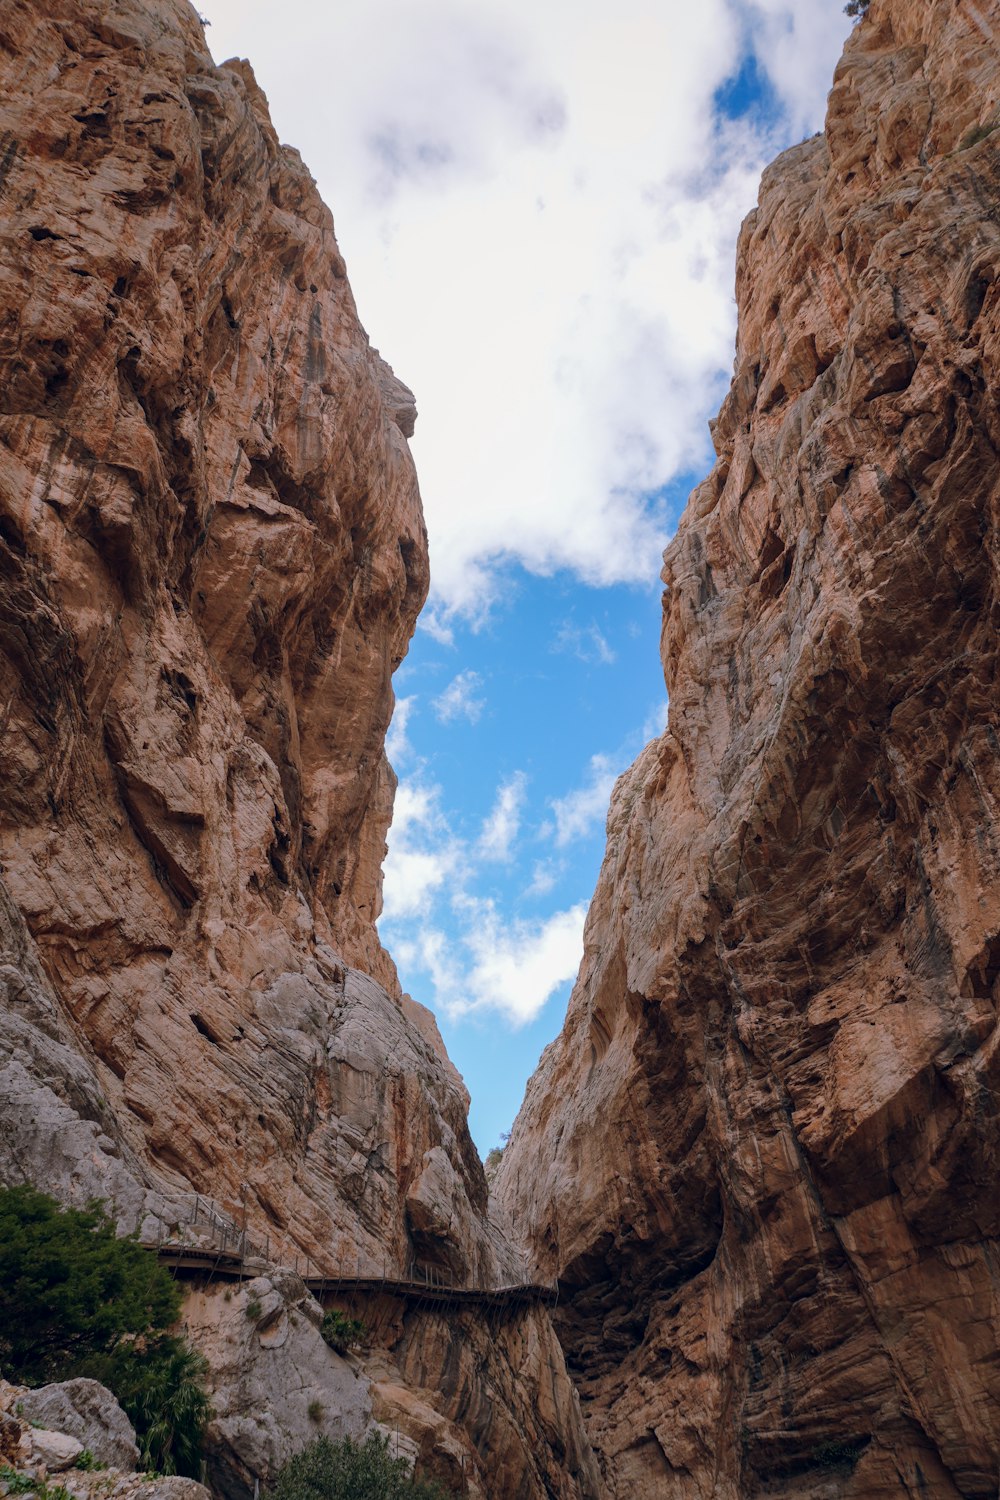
top-left (0, 1379), bottom-right (206, 1500)
top-left (184, 1275), bottom-right (370, 1500)
top-left (0, 0), bottom-right (433, 1251)
top-left (501, 1), bottom-right (1000, 1495)
top-left (0, 2), bottom-right (599, 1494)
top-left (17, 1379), bottom-right (140, 1471)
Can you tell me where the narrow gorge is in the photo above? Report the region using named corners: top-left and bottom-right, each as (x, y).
top-left (1, 0), bottom-right (998, 1497)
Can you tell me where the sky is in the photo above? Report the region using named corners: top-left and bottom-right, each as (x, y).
top-left (201, 0), bottom-right (855, 1155)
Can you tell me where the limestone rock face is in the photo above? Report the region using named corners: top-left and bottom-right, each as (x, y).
top-left (183, 1275), bottom-right (371, 1500)
top-left (17, 1380), bottom-right (140, 1471)
top-left (0, 0), bottom-right (471, 1285)
top-left (0, 1379), bottom-right (208, 1500)
top-left (501, 2), bottom-right (1000, 1495)
top-left (0, 3), bottom-right (599, 1494)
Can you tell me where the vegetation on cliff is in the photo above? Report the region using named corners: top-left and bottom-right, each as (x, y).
top-left (0, 1188), bottom-right (209, 1477)
top-left (268, 1434), bottom-right (453, 1500)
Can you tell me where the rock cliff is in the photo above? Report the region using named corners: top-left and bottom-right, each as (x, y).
top-left (0, 2), bottom-right (599, 1494)
top-left (500, 0), bottom-right (1000, 1495)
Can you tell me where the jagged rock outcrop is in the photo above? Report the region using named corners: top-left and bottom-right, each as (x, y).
top-left (0, 1377), bottom-right (207, 1500)
top-left (0, 2), bottom-right (600, 1493)
top-left (16, 1378), bottom-right (141, 1471)
top-left (501, 1), bottom-right (1000, 1495)
top-left (183, 1274), bottom-right (371, 1500)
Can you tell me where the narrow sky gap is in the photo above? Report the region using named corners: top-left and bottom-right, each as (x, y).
top-left (202, 0), bottom-right (854, 1154)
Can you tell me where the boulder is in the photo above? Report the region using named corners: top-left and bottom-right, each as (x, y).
top-left (18, 1380), bottom-right (139, 1472)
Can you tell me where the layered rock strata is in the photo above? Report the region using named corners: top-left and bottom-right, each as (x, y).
top-left (0, 2), bottom-right (600, 1493)
top-left (500, 1), bottom-right (1000, 1495)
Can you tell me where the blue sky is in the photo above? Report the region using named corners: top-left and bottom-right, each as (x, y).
top-left (380, 557), bottom-right (673, 1151)
top-left (201, 0), bottom-right (855, 1154)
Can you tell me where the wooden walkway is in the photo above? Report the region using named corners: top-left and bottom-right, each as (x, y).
top-left (155, 1243), bottom-right (557, 1308)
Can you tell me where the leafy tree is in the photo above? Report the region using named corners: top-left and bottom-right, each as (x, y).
top-left (267, 1434), bottom-right (454, 1500)
top-left (0, 1187), bottom-right (180, 1382)
top-left (0, 1187), bottom-right (209, 1478)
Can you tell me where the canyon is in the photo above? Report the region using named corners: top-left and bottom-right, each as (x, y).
top-left (499, 0), bottom-right (1000, 1494)
top-left (1, 0), bottom-right (998, 1496)
top-left (0, 1), bottom-right (597, 1495)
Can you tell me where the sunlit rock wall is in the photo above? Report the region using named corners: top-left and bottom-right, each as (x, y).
top-left (0, 3), bottom-right (601, 1493)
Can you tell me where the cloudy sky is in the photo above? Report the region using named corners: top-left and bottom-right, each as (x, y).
top-left (202, 0), bottom-right (855, 1153)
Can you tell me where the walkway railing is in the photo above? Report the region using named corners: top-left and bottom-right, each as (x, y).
top-left (146, 1194), bottom-right (557, 1309)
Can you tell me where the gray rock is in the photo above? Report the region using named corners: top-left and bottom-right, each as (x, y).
top-left (184, 1278), bottom-right (371, 1500)
top-left (138, 1480), bottom-right (211, 1500)
top-left (18, 1380), bottom-right (139, 1471)
top-left (29, 1427), bottom-right (83, 1471)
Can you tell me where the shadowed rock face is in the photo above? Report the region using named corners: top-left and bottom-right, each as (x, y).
top-left (0, 3), bottom-right (602, 1493)
top-left (500, 1), bottom-right (1000, 1495)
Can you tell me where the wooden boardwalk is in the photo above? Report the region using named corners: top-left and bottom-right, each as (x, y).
top-left (155, 1243), bottom-right (557, 1309)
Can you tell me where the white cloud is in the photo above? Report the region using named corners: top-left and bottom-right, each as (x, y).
top-left (380, 772), bottom-right (584, 1023)
top-left (525, 859), bottom-right (559, 898)
top-left (641, 696), bottom-right (669, 743)
top-left (745, 0), bottom-right (855, 136)
top-left (406, 901), bottom-right (588, 1026)
top-left (460, 900), bottom-right (587, 1025)
top-left (203, 0), bottom-right (852, 621)
top-left (549, 752), bottom-right (619, 847)
top-left (478, 772), bottom-right (527, 862)
top-left (553, 620), bottom-right (616, 665)
top-left (381, 781), bottom-right (463, 919)
top-left (385, 694), bottom-right (417, 768)
top-left (418, 610), bottom-right (456, 647)
top-left (433, 669), bottom-right (485, 724)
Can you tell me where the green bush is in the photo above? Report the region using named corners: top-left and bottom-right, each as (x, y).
top-left (77, 1335), bottom-right (210, 1478)
top-left (811, 1438), bottom-right (866, 1467)
top-left (267, 1433), bottom-right (453, 1500)
top-left (73, 1450), bottom-right (105, 1472)
top-left (0, 1469), bottom-right (72, 1500)
top-left (0, 1187), bottom-right (209, 1479)
top-left (319, 1310), bottom-right (366, 1355)
top-left (0, 1187), bottom-right (180, 1382)
top-left (844, 0), bottom-right (870, 15)
top-left (0, 1468), bottom-right (43, 1496)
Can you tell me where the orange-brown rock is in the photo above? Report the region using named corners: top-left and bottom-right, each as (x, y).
top-left (0, 2), bottom-right (600, 1493)
top-left (500, 1), bottom-right (1000, 1495)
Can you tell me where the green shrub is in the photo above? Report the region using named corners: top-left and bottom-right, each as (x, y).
top-left (0, 1186), bottom-right (180, 1383)
top-left (73, 1450), bottom-right (105, 1471)
top-left (810, 1438), bottom-right (866, 1469)
top-left (319, 1310), bottom-right (366, 1355)
top-left (76, 1336), bottom-right (210, 1478)
top-left (0, 1470), bottom-right (73, 1500)
top-left (844, 0), bottom-right (870, 15)
top-left (0, 1187), bottom-right (209, 1479)
top-left (483, 1130), bottom-right (510, 1182)
top-left (267, 1433), bottom-right (453, 1500)
top-left (0, 1467), bottom-right (42, 1495)
top-left (245, 1297), bottom-right (263, 1321)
